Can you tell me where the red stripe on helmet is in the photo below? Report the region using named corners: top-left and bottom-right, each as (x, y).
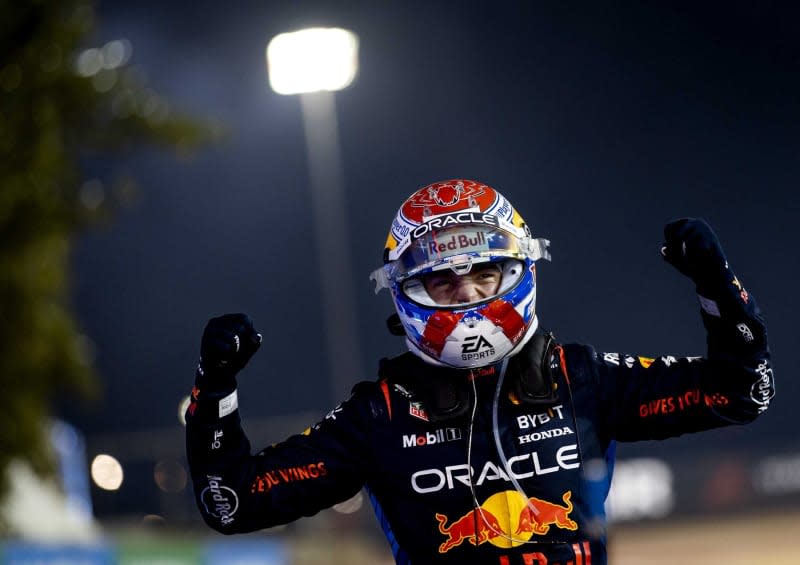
top-left (478, 300), bottom-right (525, 343)
top-left (420, 311), bottom-right (465, 357)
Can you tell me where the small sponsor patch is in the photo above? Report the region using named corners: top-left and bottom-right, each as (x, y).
top-left (698, 295), bottom-right (721, 317)
top-left (201, 475), bottom-right (239, 526)
top-left (250, 462), bottom-right (328, 493)
top-left (410, 402), bottom-right (429, 421)
top-left (736, 323), bottom-right (754, 343)
top-left (219, 390), bottom-right (238, 418)
top-left (211, 429), bottom-right (223, 449)
top-left (751, 360), bottom-right (775, 412)
top-left (402, 428), bottom-right (462, 448)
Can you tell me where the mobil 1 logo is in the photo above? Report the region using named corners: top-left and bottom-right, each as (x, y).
top-left (403, 428), bottom-right (462, 448)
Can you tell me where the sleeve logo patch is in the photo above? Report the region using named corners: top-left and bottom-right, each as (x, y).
top-left (201, 475), bottom-right (239, 526)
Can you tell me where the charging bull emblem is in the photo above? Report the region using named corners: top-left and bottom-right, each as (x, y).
top-left (428, 182), bottom-right (464, 206)
top-left (515, 491), bottom-right (578, 535)
top-left (406, 180), bottom-right (487, 210)
top-left (435, 508), bottom-right (504, 552)
top-left (435, 490), bottom-right (579, 553)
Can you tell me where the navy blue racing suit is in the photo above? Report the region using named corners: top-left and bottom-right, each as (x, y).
top-left (186, 275), bottom-right (773, 564)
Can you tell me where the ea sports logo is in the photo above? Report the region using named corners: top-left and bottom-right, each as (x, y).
top-left (461, 335), bottom-right (495, 362)
top-left (461, 335), bottom-right (493, 354)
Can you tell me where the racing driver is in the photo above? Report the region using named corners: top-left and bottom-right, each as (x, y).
top-left (185, 179), bottom-right (774, 564)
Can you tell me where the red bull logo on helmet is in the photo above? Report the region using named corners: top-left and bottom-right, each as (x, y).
top-left (404, 180), bottom-right (492, 217)
top-left (426, 182), bottom-right (465, 206)
top-left (435, 490), bottom-right (578, 553)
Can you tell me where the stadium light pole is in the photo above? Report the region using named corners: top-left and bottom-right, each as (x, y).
top-left (266, 28), bottom-right (363, 404)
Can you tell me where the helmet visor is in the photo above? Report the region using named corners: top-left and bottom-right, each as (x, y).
top-left (393, 225), bottom-right (526, 281)
top-left (401, 259), bottom-right (528, 308)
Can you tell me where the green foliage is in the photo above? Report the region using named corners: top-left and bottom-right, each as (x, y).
top-left (0, 0), bottom-right (214, 498)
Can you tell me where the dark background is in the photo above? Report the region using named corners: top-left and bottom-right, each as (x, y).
top-left (67, 1), bottom-right (796, 464)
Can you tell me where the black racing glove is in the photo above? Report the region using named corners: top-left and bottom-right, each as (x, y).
top-left (661, 218), bottom-right (731, 298)
top-left (661, 219), bottom-right (770, 396)
top-left (197, 313), bottom-right (262, 391)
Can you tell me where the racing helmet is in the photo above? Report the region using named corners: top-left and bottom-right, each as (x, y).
top-left (370, 179), bottom-right (550, 368)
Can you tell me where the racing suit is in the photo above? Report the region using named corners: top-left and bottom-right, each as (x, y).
top-left (186, 274), bottom-right (773, 564)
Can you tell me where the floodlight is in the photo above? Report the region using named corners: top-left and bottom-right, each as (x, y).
top-left (267, 27), bottom-right (359, 95)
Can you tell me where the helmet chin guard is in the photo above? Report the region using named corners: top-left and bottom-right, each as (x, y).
top-left (405, 315), bottom-right (542, 368)
top-left (370, 179), bottom-right (550, 368)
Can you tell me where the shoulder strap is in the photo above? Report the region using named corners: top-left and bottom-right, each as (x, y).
top-left (509, 331), bottom-right (560, 406)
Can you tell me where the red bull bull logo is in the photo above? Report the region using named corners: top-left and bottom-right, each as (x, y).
top-left (514, 491), bottom-right (577, 536)
top-left (435, 507), bottom-right (502, 553)
top-left (435, 490), bottom-right (578, 553)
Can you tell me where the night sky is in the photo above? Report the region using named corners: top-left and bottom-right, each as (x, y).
top-left (68, 1), bottom-right (797, 461)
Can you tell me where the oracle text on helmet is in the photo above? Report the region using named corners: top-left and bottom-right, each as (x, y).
top-left (411, 213), bottom-right (500, 240)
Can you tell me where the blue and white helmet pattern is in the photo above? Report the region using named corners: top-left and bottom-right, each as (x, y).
top-left (370, 179), bottom-right (550, 368)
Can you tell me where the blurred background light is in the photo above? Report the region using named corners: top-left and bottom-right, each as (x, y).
top-left (75, 47), bottom-right (103, 77)
top-left (607, 458), bottom-right (674, 521)
top-left (79, 179), bottom-right (105, 210)
top-left (266, 27), bottom-right (359, 95)
top-left (74, 39), bottom-right (131, 79)
top-left (754, 454), bottom-right (800, 495)
top-left (153, 460), bottom-right (188, 493)
top-left (101, 39), bottom-right (132, 69)
top-left (177, 395), bottom-right (191, 426)
top-left (332, 491), bottom-right (364, 514)
top-left (90, 454), bottom-right (124, 491)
